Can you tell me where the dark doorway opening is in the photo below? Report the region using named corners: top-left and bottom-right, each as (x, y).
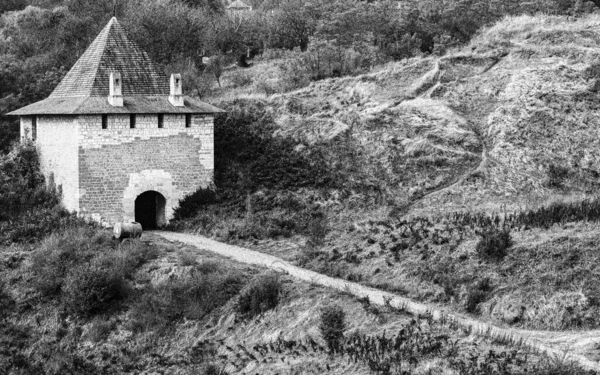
top-left (135, 191), bottom-right (166, 229)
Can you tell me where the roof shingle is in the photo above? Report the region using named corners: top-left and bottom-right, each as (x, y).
top-left (8, 17), bottom-right (222, 115)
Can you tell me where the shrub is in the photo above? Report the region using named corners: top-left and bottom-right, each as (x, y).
top-left (545, 163), bottom-right (571, 188)
top-left (129, 267), bottom-right (244, 333)
top-left (30, 226), bottom-right (157, 317)
top-left (228, 70), bottom-right (253, 88)
top-left (306, 209), bottom-right (329, 248)
top-left (236, 273), bottom-right (282, 318)
top-left (61, 256), bottom-right (129, 317)
top-left (319, 304), bottom-right (346, 353)
top-left (0, 281), bottom-right (14, 320)
top-left (0, 141), bottom-right (83, 244)
top-left (202, 364), bottom-right (228, 375)
top-left (465, 278), bottom-right (492, 314)
top-left (30, 227), bottom-right (114, 296)
top-left (86, 318), bottom-right (116, 343)
top-left (173, 186), bottom-right (217, 221)
top-left (476, 228), bottom-right (511, 261)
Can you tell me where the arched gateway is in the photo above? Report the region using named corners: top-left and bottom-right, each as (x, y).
top-left (135, 191), bottom-right (166, 229)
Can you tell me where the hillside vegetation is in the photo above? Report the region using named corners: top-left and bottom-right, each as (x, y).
top-left (4, 1), bottom-right (600, 373)
top-left (170, 14), bottom-right (600, 349)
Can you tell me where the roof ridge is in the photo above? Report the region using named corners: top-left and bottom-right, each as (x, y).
top-left (49, 17), bottom-right (169, 99)
top-left (49, 19), bottom-right (114, 98)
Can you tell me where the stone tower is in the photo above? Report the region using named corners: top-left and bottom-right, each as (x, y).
top-left (8, 17), bottom-right (222, 228)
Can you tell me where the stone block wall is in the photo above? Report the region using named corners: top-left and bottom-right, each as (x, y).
top-left (32, 116), bottom-right (80, 212)
top-left (77, 114), bottom-right (214, 224)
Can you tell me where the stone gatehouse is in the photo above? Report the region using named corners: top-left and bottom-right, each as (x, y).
top-left (8, 17), bottom-right (222, 228)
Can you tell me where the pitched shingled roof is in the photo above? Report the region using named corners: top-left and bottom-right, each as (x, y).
top-left (8, 17), bottom-right (223, 115)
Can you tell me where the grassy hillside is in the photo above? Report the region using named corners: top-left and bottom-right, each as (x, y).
top-left (1, 228), bottom-right (594, 374)
top-left (170, 14), bottom-right (600, 346)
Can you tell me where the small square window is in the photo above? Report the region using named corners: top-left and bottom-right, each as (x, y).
top-left (102, 115), bottom-right (108, 129)
top-left (185, 114), bottom-right (192, 128)
top-left (31, 116), bottom-right (37, 141)
top-left (130, 114), bottom-right (136, 129)
top-left (158, 114), bottom-right (164, 129)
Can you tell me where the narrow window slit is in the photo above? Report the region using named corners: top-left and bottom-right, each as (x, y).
top-left (31, 116), bottom-right (37, 141)
top-left (130, 114), bottom-right (136, 129)
top-left (102, 115), bottom-right (108, 129)
top-left (158, 114), bottom-right (164, 128)
top-left (185, 114), bottom-right (192, 128)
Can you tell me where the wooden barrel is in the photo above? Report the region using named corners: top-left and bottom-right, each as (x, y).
top-left (113, 222), bottom-right (143, 240)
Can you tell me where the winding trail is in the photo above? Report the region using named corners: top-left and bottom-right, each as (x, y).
top-left (154, 231), bottom-right (600, 372)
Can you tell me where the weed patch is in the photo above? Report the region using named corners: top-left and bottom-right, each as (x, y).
top-left (129, 266), bottom-right (244, 333)
top-left (319, 304), bottom-right (346, 353)
top-left (236, 273), bottom-right (282, 319)
top-left (476, 228), bottom-right (511, 261)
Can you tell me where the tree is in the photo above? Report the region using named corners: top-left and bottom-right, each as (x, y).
top-left (124, 0), bottom-right (208, 66)
top-left (265, 0), bottom-right (318, 51)
top-left (178, 0), bottom-right (224, 13)
top-left (0, 0), bottom-right (27, 15)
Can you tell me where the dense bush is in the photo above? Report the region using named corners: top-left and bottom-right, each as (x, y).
top-left (172, 99), bottom-right (345, 231)
top-left (236, 273), bottom-right (282, 318)
top-left (213, 99), bottom-right (338, 194)
top-left (545, 163), bottom-right (571, 188)
top-left (465, 278), bottom-right (493, 314)
top-left (319, 304), bottom-right (346, 353)
top-left (0, 142), bottom-right (81, 244)
top-left (173, 186), bottom-right (218, 221)
top-left (62, 257), bottom-right (129, 317)
top-left (306, 209), bottom-right (329, 248)
top-left (476, 228), bottom-right (512, 261)
top-left (30, 226), bottom-right (158, 316)
top-left (129, 265), bottom-right (244, 333)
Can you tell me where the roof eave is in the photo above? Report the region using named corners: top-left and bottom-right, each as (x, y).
top-left (6, 96), bottom-right (225, 116)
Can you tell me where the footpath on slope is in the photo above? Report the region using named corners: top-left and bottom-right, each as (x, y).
top-left (154, 231), bottom-right (600, 372)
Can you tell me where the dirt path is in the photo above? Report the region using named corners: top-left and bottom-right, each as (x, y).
top-left (154, 231), bottom-right (600, 372)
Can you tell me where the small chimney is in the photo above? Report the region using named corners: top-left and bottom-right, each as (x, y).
top-left (108, 72), bottom-right (123, 107)
top-left (169, 74), bottom-right (184, 107)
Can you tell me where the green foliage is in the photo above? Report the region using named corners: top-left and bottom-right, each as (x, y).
top-left (202, 364), bottom-right (228, 375)
top-left (0, 281), bottom-right (14, 321)
top-left (0, 142), bottom-right (80, 244)
top-left (214, 99), bottom-right (344, 193)
top-left (30, 226), bottom-right (158, 316)
top-left (0, 0), bottom-right (27, 14)
top-left (85, 318), bottom-right (116, 343)
top-left (307, 209), bottom-right (329, 248)
top-left (545, 163), bottom-right (571, 188)
top-left (319, 304), bottom-right (346, 353)
top-left (275, 36), bottom-right (381, 90)
top-left (30, 227), bottom-right (114, 296)
top-left (123, 0), bottom-right (208, 66)
top-left (476, 228), bottom-right (511, 261)
top-left (61, 255), bottom-right (130, 317)
top-left (236, 273), bottom-right (282, 318)
top-left (465, 278), bottom-right (492, 314)
top-left (173, 186), bottom-right (217, 221)
top-left (129, 265), bottom-right (244, 333)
